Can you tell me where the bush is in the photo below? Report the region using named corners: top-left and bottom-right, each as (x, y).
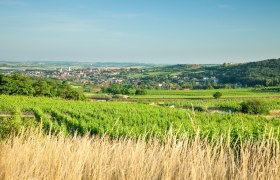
top-left (213, 92), bottom-right (222, 99)
top-left (135, 89), bottom-right (147, 95)
top-left (240, 99), bottom-right (268, 114)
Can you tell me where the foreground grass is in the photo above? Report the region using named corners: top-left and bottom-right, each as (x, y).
top-left (0, 130), bottom-right (279, 180)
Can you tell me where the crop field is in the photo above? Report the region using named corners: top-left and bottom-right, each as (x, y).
top-left (132, 88), bottom-right (280, 99)
top-left (0, 93), bottom-right (280, 179)
top-left (0, 95), bottom-right (279, 141)
top-left (131, 98), bottom-right (280, 111)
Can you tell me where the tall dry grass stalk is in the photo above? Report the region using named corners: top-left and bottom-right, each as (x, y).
top-left (0, 130), bottom-right (279, 180)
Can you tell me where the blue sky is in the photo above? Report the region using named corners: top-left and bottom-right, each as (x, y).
top-left (0, 0), bottom-right (279, 64)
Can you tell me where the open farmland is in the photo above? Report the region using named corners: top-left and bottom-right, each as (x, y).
top-left (0, 94), bottom-right (280, 179)
top-left (132, 88), bottom-right (280, 99)
top-left (0, 95), bottom-right (279, 141)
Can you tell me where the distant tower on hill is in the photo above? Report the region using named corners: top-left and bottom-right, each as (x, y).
top-left (68, 66), bottom-right (71, 72)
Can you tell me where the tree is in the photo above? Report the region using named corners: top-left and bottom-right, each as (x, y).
top-left (33, 79), bottom-right (52, 97)
top-left (7, 74), bottom-right (34, 96)
top-left (213, 92), bottom-right (222, 99)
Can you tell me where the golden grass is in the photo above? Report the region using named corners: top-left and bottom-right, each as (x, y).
top-left (0, 130), bottom-right (279, 180)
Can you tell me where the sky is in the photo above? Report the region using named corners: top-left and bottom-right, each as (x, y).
top-left (0, 0), bottom-right (280, 64)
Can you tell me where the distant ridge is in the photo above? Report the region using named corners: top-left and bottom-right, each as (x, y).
top-left (210, 58), bottom-right (280, 86)
top-left (161, 58), bottom-right (280, 86)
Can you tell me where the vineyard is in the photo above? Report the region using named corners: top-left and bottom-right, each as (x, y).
top-left (132, 98), bottom-right (280, 111)
top-left (0, 95), bottom-right (279, 141)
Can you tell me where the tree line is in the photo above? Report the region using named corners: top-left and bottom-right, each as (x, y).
top-left (101, 84), bottom-right (147, 95)
top-left (0, 74), bottom-right (86, 100)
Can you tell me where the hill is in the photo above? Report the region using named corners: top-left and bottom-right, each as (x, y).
top-left (207, 58), bottom-right (280, 86)
top-left (148, 58), bottom-right (280, 88)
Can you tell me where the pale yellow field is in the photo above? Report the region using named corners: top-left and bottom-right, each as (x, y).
top-left (0, 130), bottom-right (279, 180)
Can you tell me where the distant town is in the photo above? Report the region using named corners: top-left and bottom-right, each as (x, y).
top-left (2, 59), bottom-right (279, 90)
top-left (0, 61), bottom-right (223, 89)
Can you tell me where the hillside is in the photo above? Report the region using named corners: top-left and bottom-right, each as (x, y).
top-left (207, 58), bottom-right (280, 86)
top-left (150, 58), bottom-right (280, 88)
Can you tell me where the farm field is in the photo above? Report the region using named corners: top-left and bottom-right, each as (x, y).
top-left (130, 98), bottom-right (280, 112)
top-left (132, 88), bottom-right (280, 99)
top-left (1, 90), bottom-right (280, 179)
top-left (0, 89), bottom-right (280, 180)
top-left (0, 95), bottom-right (279, 141)
top-left (0, 94), bottom-right (280, 179)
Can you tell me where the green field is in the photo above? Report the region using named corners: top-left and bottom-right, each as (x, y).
top-left (132, 88), bottom-right (280, 98)
top-left (0, 95), bottom-right (279, 141)
top-left (131, 98), bottom-right (280, 111)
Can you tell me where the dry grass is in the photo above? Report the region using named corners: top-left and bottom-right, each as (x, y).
top-left (0, 130), bottom-right (279, 180)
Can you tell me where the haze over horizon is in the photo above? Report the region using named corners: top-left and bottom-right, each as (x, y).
top-left (0, 0), bottom-right (279, 64)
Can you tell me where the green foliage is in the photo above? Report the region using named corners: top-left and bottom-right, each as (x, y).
top-left (132, 88), bottom-right (280, 99)
top-left (0, 74), bottom-right (86, 100)
top-left (102, 84), bottom-right (135, 95)
top-left (135, 89), bottom-right (147, 95)
top-left (0, 95), bottom-right (279, 142)
top-left (0, 74), bottom-right (34, 95)
top-left (101, 84), bottom-right (148, 96)
top-left (0, 117), bottom-right (21, 138)
top-left (124, 58), bottom-right (280, 89)
top-left (213, 92), bottom-right (222, 99)
top-left (241, 99), bottom-right (269, 114)
top-left (212, 59), bottom-right (280, 86)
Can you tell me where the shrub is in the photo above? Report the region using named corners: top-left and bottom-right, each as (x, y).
top-left (135, 89), bottom-right (147, 95)
top-left (213, 92), bottom-right (222, 99)
top-left (240, 99), bottom-right (268, 114)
